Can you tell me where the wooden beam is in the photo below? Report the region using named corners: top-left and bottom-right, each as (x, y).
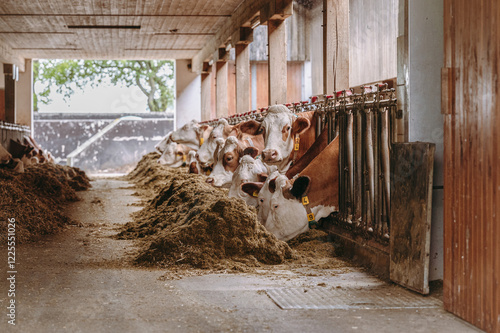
top-left (231, 27), bottom-right (254, 45)
top-left (235, 44), bottom-right (251, 114)
top-left (3, 64), bottom-right (16, 123)
top-left (192, 0), bottom-right (292, 73)
top-left (216, 60), bottom-right (229, 118)
top-left (0, 41), bottom-right (25, 72)
top-left (260, 0), bottom-right (293, 24)
top-left (268, 19), bottom-right (287, 105)
top-left (323, 0), bottom-right (349, 94)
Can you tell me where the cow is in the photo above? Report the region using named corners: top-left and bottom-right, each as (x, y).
top-left (206, 136), bottom-right (260, 187)
top-left (241, 136), bottom-right (340, 241)
top-left (239, 104), bottom-right (320, 172)
top-left (157, 141), bottom-right (194, 167)
top-left (228, 154), bottom-right (272, 207)
top-left (170, 120), bottom-right (211, 150)
top-left (154, 132), bottom-right (172, 154)
top-left (196, 118), bottom-right (264, 169)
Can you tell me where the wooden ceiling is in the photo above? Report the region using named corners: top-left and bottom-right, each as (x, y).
top-left (0, 0), bottom-right (249, 63)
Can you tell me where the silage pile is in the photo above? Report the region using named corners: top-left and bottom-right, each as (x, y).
top-left (0, 164), bottom-right (91, 243)
top-left (120, 152), bottom-right (293, 269)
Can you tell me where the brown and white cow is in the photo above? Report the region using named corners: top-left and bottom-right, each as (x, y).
top-left (242, 136), bottom-right (340, 241)
top-left (206, 136), bottom-right (261, 187)
top-left (240, 105), bottom-right (320, 172)
top-left (196, 118), bottom-right (265, 169)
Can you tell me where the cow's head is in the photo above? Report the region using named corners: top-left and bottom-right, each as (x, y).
top-left (168, 120), bottom-right (202, 149)
top-left (244, 105), bottom-right (311, 170)
top-left (206, 136), bottom-right (259, 187)
top-left (196, 119), bottom-right (233, 167)
top-left (187, 151), bottom-right (199, 174)
top-left (242, 173), bottom-right (310, 241)
top-left (228, 155), bottom-right (268, 206)
top-left (157, 142), bottom-right (185, 167)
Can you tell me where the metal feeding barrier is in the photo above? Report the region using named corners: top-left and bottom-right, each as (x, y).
top-left (328, 85), bottom-right (396, 243)
top-left (199, 84), bottom-right (396, 243)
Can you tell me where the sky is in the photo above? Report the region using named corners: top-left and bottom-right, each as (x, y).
top-left (35, 79), bottom-right (150, 113)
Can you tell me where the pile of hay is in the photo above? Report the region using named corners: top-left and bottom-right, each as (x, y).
top-left (0, 164), bottom-right (91, 243)
top-left (120, 153), bottom-right (293, 269)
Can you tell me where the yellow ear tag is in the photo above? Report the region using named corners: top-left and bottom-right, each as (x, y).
top-left (252, 191), bottom-right (259, 197)
top-left (199, 138), bottom-right (204, 145)
top-left (294, 137), bottom-right (300, 151)
top-left (307, 213), bottom-right (315, 222)
top-left (182, 155), bottom-right (186, 162)
top-left (301, 196), bottom-right (310, 205)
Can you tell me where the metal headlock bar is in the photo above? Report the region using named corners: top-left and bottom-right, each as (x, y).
top-left (200, 84), bottom-right (397, 244)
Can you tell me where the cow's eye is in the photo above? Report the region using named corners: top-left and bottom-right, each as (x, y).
top-left (286, 126), bottom-right (291, 131)
top-left (257, 127), bottom-right (264, 134)
top-left (260, 199), bottom-right (264, 203)
top-left (226, 156), bottom-right (233, 161)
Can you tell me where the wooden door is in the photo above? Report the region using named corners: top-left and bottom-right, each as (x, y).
top-left (443, 1), bottom-right (500, 332)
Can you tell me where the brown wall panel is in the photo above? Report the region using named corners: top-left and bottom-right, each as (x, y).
top-left (443, 0), bottom-right (500, 332)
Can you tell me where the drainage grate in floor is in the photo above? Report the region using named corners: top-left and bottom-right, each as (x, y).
top-left (265, 286), bottom-right (442, 310)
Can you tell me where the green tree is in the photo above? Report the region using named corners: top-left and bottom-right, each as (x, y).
top-left (33, 60), bottom-right (175, 112)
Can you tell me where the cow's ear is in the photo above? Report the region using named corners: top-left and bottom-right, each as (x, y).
top-left (238, 120), bottom-right (261, 135)
top-left (241, 182), bottom-right (263, 197)
top-left (197, 124), bottom-right (210, 134)
top-left (189, 162), bottom-right (199, 174)
top-left (290, 176), bottom-right (310, 198)
top-left (257, 173), bottom-right (268, 182)
top-left (291, 117), bottom-right (311, 136)
top-left (242, 147), bottom-right (259, 159)
top-left (269, 177), bottom-right (277, 193)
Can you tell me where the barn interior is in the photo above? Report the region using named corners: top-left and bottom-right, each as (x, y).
top-left (0, 0), bottom-right (498, 332)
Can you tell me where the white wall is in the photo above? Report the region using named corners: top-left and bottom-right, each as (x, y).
top-left (0, 62), bottom-right (4, 89)
top-left (175, 59), bottom-right (201, 129)
top-left (407, 0), bottom-right (444, 281)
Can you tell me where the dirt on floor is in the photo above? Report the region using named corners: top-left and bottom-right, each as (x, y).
top-left (121, 152), bottom-right (347, 275)
top-left (0, 163), bottom-right (91, 243)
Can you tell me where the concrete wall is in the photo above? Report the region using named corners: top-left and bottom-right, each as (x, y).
top-left (175, 59), bottom-right (201, 128)
top-left (33, 112), bottom-right (173, 172)
top-left (406, 0), bottom-right (444, 281)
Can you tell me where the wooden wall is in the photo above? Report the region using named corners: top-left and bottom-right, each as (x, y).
top-left (349, 0), bottom-right (397, 87)
top-left (443, 0), bottom-right (500, 332)
top-left (251, 61), bottom-right (303, 110)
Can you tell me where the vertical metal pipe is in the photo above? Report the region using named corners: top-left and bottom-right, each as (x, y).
top-left (365, 110), bottom-right (375, 233)
top-left (316, 112), bottom-right (322, 138)
top-left (338, 111), bottom-right (345, 222)
top-left (346, 111), bottom-right (354, 221)
top-left (355, 109), bottom-right (363, 226)
top-left (380, 107), bottom-right (391, 237)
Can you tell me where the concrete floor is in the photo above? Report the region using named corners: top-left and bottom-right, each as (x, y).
top-left (0, 179), bottom-right (483, 333)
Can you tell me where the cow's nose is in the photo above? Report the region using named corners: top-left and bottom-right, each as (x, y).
top-left (206, 177), bottom-right (214, 184)
top-left (262, 149), bottom-right (278, 161)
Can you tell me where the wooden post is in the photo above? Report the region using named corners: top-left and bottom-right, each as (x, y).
top-left (235, 44), bottom-right (250, 114)
top-left (323, 0), bottom-right (349, 94)
top-left (201, 72), bottom-right (212, 121)
top-left (268, 19), bottom-right (287, 105)
top-left (15, 59), bottom-right (33, 128)
top-left (216, 60), bottom-right (229, 118)
top-left (3, 64), bottom-right (16, 124)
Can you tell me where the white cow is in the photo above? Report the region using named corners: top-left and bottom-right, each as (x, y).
top-left (170, 120), bottom-right (211, 150)
top-left (196, 119), bottom-right (233, 168)
top-left (228, 155), bottom-right (270, 207)
top-left (157, 141), bottom-right (193, 167)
